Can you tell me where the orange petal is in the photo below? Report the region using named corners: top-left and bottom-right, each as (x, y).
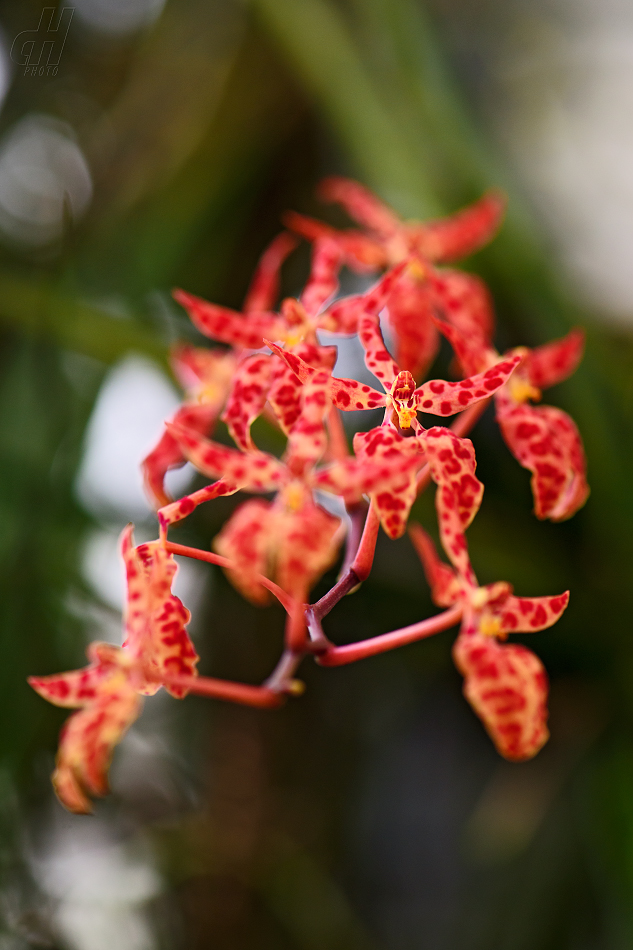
top-left (496, 400), bottom-right (589, 521)
top-left (414, 353), bottom-right (522, 416)
top-left (453, 630), bottom-right (549, 761)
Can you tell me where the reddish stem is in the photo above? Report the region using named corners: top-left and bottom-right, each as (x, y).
top-left (317, 604), bottom-right (463, 667)
top-left (165, 541), bottom-right (294, 614)
top-left (162, 673), bottom-right (284, 709)
top-left (351, 502), bottom-right (380, 581)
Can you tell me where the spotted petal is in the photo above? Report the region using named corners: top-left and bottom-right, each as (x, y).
top-left (214, 498), bottom-right (275, 605)
top-left (353, 427), bottom-right (423, 538)
top-left (167, 423), bottom-right (287, 492)
top-left (408, 523), bottom-right (461, 607)
top-left (409, 191), bottom-right (506, 263)
top-left (321, 259), bottom-right (409, 335)
top-left (282, 211), bottom-right (386, 271)
top-left (429, 268), bottom-right (494, 367)
top-left (495, 399), bottom-right (589, 521)
top-left (414, 353), bottom-right (522, 416)
top-left (499, 592), bottom-right (570, 634)
top-left (222, 353), bottom-right (274, 450)
top-left (525, 329), bottom-right (585, 391)
top-left (121, 526), bottom-right (198, 697)
top-left (384, 272), bottom-right (439, 380)
top-left (358, 312), bottom-right (399, 388)
top-left (421, 428), bottom-right (483, 580)
top-left (300, 238), bottom-right (342, 317)
top-left (453, 630), bottom-right (549, 761)
top-left (28, 642), bottom-right (124, 709)
top-left (52, 667), bottom-right (142, 813)
top-left (268, 342), bottom-right (336, 435)
top-left (284, 370), bottom-right (330, 475)
top-left (142, 402), bottom-right (221, 507)
top-left (173, 289), bottom-right (284, 350)
top-left (318, 176), bottom-right (402, 237)
top-left (243, 232), bottom-right (298, 313)
top-left (265, 341), bottom-right (386, 413)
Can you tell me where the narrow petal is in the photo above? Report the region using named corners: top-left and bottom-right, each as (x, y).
top-left (453, 630), bottom-right (549, 761)
top-left (408, 523), bottom-right (460, 607)
top-left (142, 402), bottom-right (219, 507)
top-left (525, 328), bottom-right (585, 391)
top-left (318, 176), bottom-right (402, 236)
top-left (121, 527), bottom-right (199, 694)
top-left (170, 344), bottom-right (236, 399)
top-left (358, 312), bottom-right (399, 388)
top-left (421, 428), bottom-right (483, 579)
top-left (213, 499), bottom-right (275, 605)
top-left (384, 273), bottom-right (439, 380)
top-left (273, 501), bottom-right (342, 600)
top-left (265, 341), bottom-right (386, 412)
top-left (496, 399), bottom-right (589, 520)
top-left (282, 211), bottom-right (386, 270)
top-left (415, 353), bottom-right (522, 416)
top-left (312, 455), bottom-right (404, 504)
top-left (52, 680), bottom-right (142, 812)
top-left (268, 342), bottom-right (336, 435)
top-left (321, 258), bottom-right (409, 335)
top-left (166, 422), bottom-right (287, 491)
top-left (243, 232), bottom-right (298, 313)
top-left (284, 370), bottom-right (330, 475)
top-left (158, 478), bottom-right (238, 529)
top-left (411, 190), bottom-right (506, 263)
top-left (28, 644), bottom-right (120, 709)
top-left (430, 269), bottom-right (495, 355)
top-left (222, 353), bottom-right (273, 451)
top-left (353, 427), bottom-right (423, 538)
top-left (300, 238), bottom-right (343, 317)
top-left (500, 591), bottom-right (570, 634)
top-left (133, 541), bottom-right (199, 697)
top-left (173, 289), bottom-right (283, 349)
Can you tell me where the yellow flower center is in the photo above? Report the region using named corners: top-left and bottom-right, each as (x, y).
top-left (508, 374), bottom-right (541, 404)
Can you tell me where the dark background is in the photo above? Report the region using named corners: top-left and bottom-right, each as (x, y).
top-left (0, 1), bottom-right (632, 947)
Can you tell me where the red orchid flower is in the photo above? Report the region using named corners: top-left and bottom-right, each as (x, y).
top-left (142, 344), bottom-right (237, 507)
top-left (267, 312), bottom-right (522, 432)
top-left (285, 178), bottom-right (505, 378)
top-left (162, 370), bottom-right (407, 604)
top-left (28, 526), bottom-right (198, 813)
top-left (433, 308), bottom-right (589, 521)
top-left (409, 523), bottom-right (569, 761)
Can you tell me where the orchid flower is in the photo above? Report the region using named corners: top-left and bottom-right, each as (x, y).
top-left (162, 369), bottom-right (409, 604)
top-left (409, 520), bottom-right (568, 761)
top-left (285, 178), bottom-right (505, 378)
top-left (433, 306), bottom-right (589, 521)
top-left (267, 312), bottom-right (522, 433)
top-left (28, 526), bottom-right (198, 813)
top-left (142, 344), bottom-right (237, 507)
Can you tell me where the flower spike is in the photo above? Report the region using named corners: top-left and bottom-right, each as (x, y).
top-left (410, 523), bottom-right (568, 760)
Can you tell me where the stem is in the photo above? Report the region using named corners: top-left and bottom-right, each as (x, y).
top-left (312, 568), bottom-right (360, 621)
top-left (264, 648), bottom-right (306, 692)
top-left (351, 502), bottom-right (380, 581)
top-left (285, 596), bottom-right (308, 651)
top-left (165, 541), bottom-right (294, 614)
top-left (162, 673), bottom-right (285, 709)
top-left (317, 604), bottom-right (463, 667)
top-left (341, 501), bottom-right (367, 575)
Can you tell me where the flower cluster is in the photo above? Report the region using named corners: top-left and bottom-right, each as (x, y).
top-left (30, 178), bottom-right (588, 812)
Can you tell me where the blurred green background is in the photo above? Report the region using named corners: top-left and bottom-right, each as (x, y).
top-left (1, 0), bottom-right (633, 947)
